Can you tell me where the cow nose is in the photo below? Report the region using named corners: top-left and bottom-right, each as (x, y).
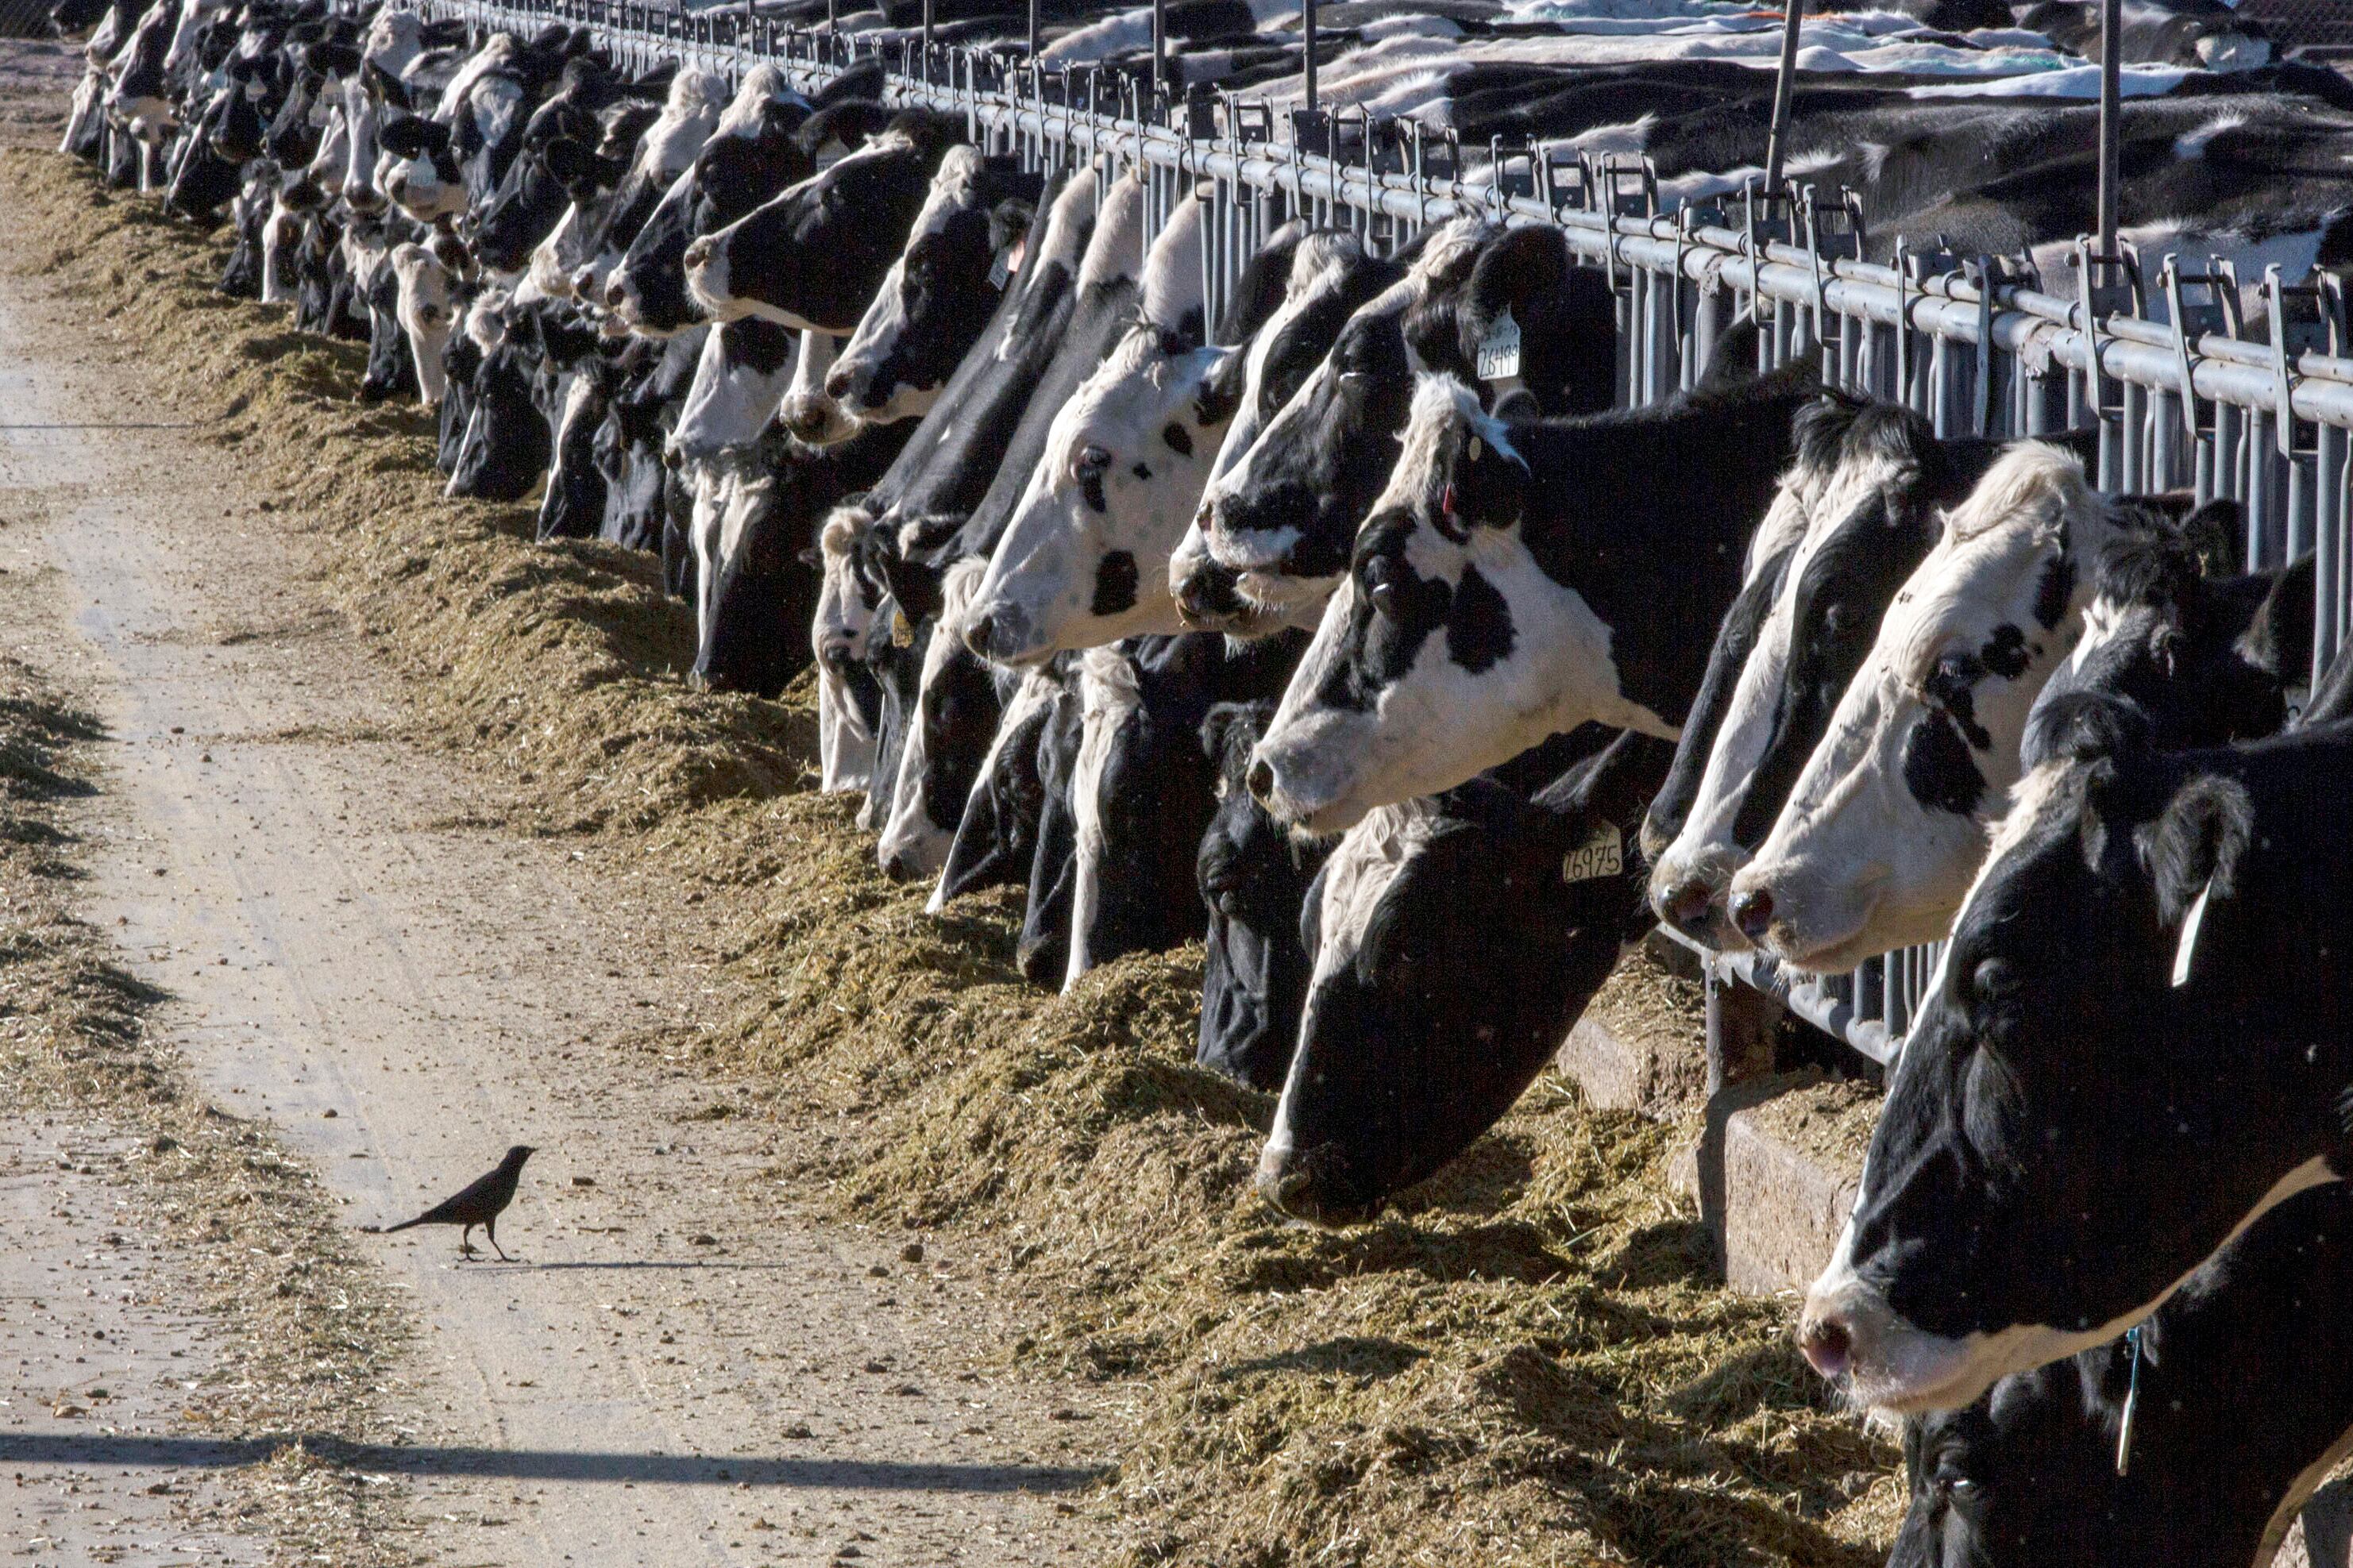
top-left (1797, 1307), bottom-right (1853, 1380)
top-left (1246, 757), bottom-right (1275, 806)
top-left (604, 273), bottom-right (631, 310)
top-left (959, 612), bottom-right (995, 660)
top-left (682, 237), bottom-right (712, 272)
top-left (1730, 887), bottom-right (1776, 943)
top-left (1661, 879), bottom-right (1718, 937)
top-left (822, 364), bottom-right (854, 401)
top-left (880, 847), bottom-right (924, 883)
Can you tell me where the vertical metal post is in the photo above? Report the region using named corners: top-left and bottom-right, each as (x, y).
top-left (2096, 0), bottom-right (2121, 255)
top-left (922, 0), bottom-right (933, 70)
top-left (1301, 0), bottom-right (1316, 116)
top-left (1151, 0), bottom-right (1165, 114)
top-left (1761, 0), bottom-right (1804, 195)
top-left (1027, 0), bottom-right (1038, 58)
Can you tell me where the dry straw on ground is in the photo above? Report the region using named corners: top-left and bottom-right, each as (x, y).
top-left (0, 145), bottom-right (1904, 1566)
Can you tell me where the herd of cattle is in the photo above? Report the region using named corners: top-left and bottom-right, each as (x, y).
top-left (52, 0), bottom-right (2353, 1558)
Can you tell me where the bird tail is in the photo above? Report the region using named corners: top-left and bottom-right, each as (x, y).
top-left (377, 1216), bottom-right (426, 1234)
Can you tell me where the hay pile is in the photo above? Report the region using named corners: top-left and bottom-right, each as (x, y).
top-left (0, 145), bottom-right (1903, 1566)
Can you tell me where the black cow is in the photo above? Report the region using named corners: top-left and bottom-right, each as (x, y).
top-left (1890, 1182), bottom-right (2353, 1568)
top-left (932, 657), bottom-right (1078, 912)
top-left (1796, 706), bottom-right (2353, 1413)
top-left (1258, 726), bottom-right (1673, 1225)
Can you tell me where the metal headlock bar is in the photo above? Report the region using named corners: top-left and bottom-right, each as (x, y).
top-left (408, 0), bottom-right (2353, 1073)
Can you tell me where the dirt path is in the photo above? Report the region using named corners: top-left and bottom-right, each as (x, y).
top-left (0, 238), bottom-right (1100, 1563)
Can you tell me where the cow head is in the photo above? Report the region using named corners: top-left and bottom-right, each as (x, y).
top-left (377, 111), bottom-right (469, 223)
top-left (1256, 729), bottom-right (1668, 1225)
top-left (1795, 719), bottom-right (2350, 1412)
top-left (877, 558), bottom-right (1001, 882)
top-left (667, 315), bottom-right (799, 469)
top-left (1246, 377), bottom-right (1561, 836)
top-left (1649, 399), bottom-right (1964, 949)
top-left (824, 148), bottom-right (1039, 427)
top-left (962, 329), bottom-right (1236, 665)
top-left (1725, 442), bottom-right (2117, 973)
top-left (684, 110), bottom-right (962, 333)
top-left (812, 505), bottom-right (889, 793)
top-left (390, 240), bottom-right (460, 407)
top-left (607, 65), bottom-right (812, 337)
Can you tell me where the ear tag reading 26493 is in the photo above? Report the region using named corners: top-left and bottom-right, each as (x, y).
top-left (2171, 876), bottom-right (2215, 988)
top-left (1562, 823), bottom-right (1623, 884)
top-left (1476, 306), bottom-right (1522, 381)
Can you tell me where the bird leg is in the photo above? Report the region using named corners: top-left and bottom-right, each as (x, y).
top-left (457, 1224), bottom-right (478, 1259)
top-left (485, 1218), bottom-right (511, 1263)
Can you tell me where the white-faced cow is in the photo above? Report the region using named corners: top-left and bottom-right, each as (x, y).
top-left (1248, 365), bottom-right (1816, 836)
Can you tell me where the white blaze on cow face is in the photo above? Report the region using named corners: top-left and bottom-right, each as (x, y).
top-left (812, 509), bottom-right (884, 794)
top-left (1249, 377), bottom-right (1668, 837)
top-left (390, 242), bottom-right (457, 407)
top-left (339, 71), bottom-right (389, 214)
top-left (965, 331), bottom-right (1237, 666)
top-left (780, 328), bottom-right (854, 447)
top-left (1727, 443), bottom-right (2117, 973)
top-left (669, 321), bottom-right (799, 468)
top-left (1646, 438), bottom-right (1897, 950)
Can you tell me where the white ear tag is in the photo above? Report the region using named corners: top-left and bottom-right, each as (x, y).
top-left (1562, 822), bottom-right (1623, 884)
top-left (1475, 305), bottom-right (1521, 381)
top-left (2171, 876), bottom-right (2214, 988)
top-left (1468, 434), bottom-right (1483, 462)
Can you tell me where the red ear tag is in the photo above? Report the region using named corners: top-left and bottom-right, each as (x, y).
top-left (1441, 482), bottom-right (1456, 518)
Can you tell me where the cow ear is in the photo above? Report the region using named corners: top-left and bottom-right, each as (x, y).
top-left (363, 60), bottom-right (408, 110)
top-left (2173, 498), bottom-right (2242, 576)
top-left (2138, 771), bottom-right (2253, 928)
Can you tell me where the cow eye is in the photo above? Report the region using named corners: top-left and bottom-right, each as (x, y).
top-left (1971, 957), bottom-right (2019, 1005)
top-left (1363, 557), bottom-right (1403, 620)
top-left (1073, 445), bottom-right (1112, 480)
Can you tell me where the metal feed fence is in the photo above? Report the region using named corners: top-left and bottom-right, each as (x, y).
top-left (411, 0), bottom-right (2353, 1075)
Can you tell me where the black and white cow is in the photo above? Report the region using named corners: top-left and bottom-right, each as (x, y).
top-left (1889, 1181), bottom-right (2353, 1568)
top-left (1256, 726), bottom-right (1673, 1225)
top-left (1647, 401), bottom-right (2085, 950)
top-left (822, 146), bottom-right (1042, 428)
top-left (1178, 218), bottom-right (1615, 643)
top-left (446, 297), bottom-right (554, 501)
top-left (604, 64), bottom-right (814, 337)
top-left (541, 67), bottom-right (730, 306)
top-left (930, 657), bottom-right (1078, 914)
top-left (683, 109), bottom-right (966, 334)
top-left (1795, 707), bottom-right (2353, 1412)
top-left (1725, 446), bottom-right (2195, 973)
top-left (1248, 364), bottom-right (1816, 836)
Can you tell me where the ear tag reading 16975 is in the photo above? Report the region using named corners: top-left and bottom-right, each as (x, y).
top-left (1477, 306), bottom-right (1522, 381)
top-left (1562, 822), bottom-right (1623, 884)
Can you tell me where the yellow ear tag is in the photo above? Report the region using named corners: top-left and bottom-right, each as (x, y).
top-left (1468, 435), bottom-right (1483, 461)
top-left (890, 611), bottom-right (915, 649)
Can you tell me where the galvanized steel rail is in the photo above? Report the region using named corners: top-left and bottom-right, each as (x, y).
top-left (415, 0), bottom-right (2353, 1069)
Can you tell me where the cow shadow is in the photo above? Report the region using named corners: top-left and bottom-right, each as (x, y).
top-left (1220, 1334), bottom-right (1428, 1385)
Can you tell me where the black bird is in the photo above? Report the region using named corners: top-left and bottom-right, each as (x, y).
top-left (365, 1145), bottom-right (536, 1261)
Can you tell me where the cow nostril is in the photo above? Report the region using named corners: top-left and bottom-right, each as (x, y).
top-left (1246, 758), bottom-right (1275, 805)
top-left (683, 238), bottom-right (712, 272)
top-left (960, 613), bottom-right (995, 657)
top-left (1664, 880), bottom-right (1717, 936)
top-left (1797, 1310), bottom-right (1853, 1380)
top-left (1730, 888), bottom-right (1776, 943)
top-left (823, 366), bottom-right (852, 400)
top-left (604, 275), bottom-right (630, 309)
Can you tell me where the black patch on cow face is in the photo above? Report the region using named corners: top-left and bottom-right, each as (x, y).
top-left (1090, 550), bottom-right (1139, 617)
top-left (1130, 461), bottom-right (1151, 481)
top-left (1445, 563), bottom-right (1514, 672)
top-left (1924, 652), bottom-right (1994, 750)
top-left (2033, 550), bottom-right (2075, 632)
top-left (1979, 622), bottom-right (2031, 680)
top-left (1079, 472), bottom-right (1108, 514)
top-left (1901, 710), bottom-right (1986, 816)
top-left (1161, 421), bottom-right (1191, 457)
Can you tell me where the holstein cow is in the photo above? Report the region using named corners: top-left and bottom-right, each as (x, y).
top-left (1647, 401), bottom-right (2087, 950)
top-left (1889, 1182), bottom-right (2353, 1568)
top-left (812, 507), bottom-right (892, 795)
top-left (542, 67), bottom-right (731, 307)
top-left (1193, 693), bottom-right (1327, 1091)
top-left (1176, 218), bottom-right (1614, 641)
top-left (683, 109), bottom-right (967, 335)
top-left (604, 64), bottom-right (814, 337)
top-left (930, 657), bottom-right (1078, 915)
top-left (2021, 520), bottom-right (2307, 769)
top-left (962, 198), bottom-right (1236, 666)
top-left (1724, 445), bottom-right (2210, 973)
top-left (1257, 726), bottom-right (1673, 1224)
top-left (823, 145), bottom-right (1043, 429)
top-left (1793, 707), bottom-right (2353, 1411)
top-left (1248, 364), bottom-right (1817, 836)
